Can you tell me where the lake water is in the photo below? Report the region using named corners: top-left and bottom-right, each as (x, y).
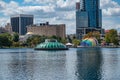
top-left (0, 48), bottom-right (120, 80)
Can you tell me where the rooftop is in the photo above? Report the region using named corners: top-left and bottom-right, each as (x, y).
top-left (11, 14), bottom-right (34, 18)
top-left (27, 22), bottom-right (65, 27)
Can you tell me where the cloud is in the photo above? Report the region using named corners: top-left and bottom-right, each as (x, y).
top-left (101, 0), bottom-right (120, 16)
top-left (19, 5), bottom-right (55, 13)
top-left (102, 7), bottom-right (120, 16)
top-left (0, 1), bottom-right (6, 10)
top-left (100, 0), bottom-right (119, 8)
top-left (24, 0), bottom-right (54, 4)
top-left (0, 1), bottom-right (19, 16)
top-left (0, 0), bottom-right (120, 34)
top-left (102, 17), bottom-right (120, 30)
top-left (0, 17), bottom-right (9, 27)
top-left (100, 0), bottom-right (120, 31)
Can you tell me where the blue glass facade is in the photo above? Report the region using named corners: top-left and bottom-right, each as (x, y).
top-left (11, 17), bottom-right (19, 34)
top-left (76, 0), bottom-right (102, 39)
top-left (11, 14), bottom-right (33, 35)
top-left (77, 0), bottom-right (101, 28)
top-left (76, 11), bottom-right (88, 28)
top-left (85, 0), bottom-right (101, 28)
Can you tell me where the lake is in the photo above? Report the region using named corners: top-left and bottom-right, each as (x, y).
top-left (0, 48), bottom-right (120, 80)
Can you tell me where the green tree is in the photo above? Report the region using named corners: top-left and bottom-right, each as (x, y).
top-left (83, 31), bottom-right (101, 43)
top-left (92, 31), bottom-right (101, 43)
top-left (83, 32), bottom-right (93, 39)
top-left (105, 29), bottom-right (119, 45)
top-left (67, 35), bottom-right (72, 43)
top-left (72, 39), bottom-right (80, 47)
top-left (60, 38), bottom-right (67, 44)
top-left (105, 33), bottom-right (110, 43)
top-left (0, 33), bottom-right (12, 47)
top-left (13, 32), bottom-right (19, 42)
top-left (12, 42), bottom-right (20, 47)
top-left (49, 35), bottom-right (61, 42)
top-left (26, 35), bottom-right (41, 47)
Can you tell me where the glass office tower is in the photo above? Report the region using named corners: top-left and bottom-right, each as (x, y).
top-left (11, 14), bottom-right (33, 35)
top-left (76, 0), bottom-right (102, 39)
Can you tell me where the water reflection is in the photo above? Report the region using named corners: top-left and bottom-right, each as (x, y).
top-left (0, 48), bottom-right (104, 80)
top-left (0, 48), bottom-right (120, 80)
top-left (7, 49), bottom-right (35, 80)
top-left (10, 50), bottom-right (67, 80)
top-left (76, 48), bottom-right (102, 80)
top-left (65, 49), bottom-right (78, 80)
top-left (101, 48), bottom-right (120, 80)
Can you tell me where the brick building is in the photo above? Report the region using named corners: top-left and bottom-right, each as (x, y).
top-left (27, 22), bottom-right (66, 39)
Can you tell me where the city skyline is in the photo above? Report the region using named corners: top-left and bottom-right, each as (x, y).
top-left (0, 0), bottom-right (120, 34)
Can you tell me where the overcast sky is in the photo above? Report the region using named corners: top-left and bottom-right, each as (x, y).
top-left (0, 0), bottom-right (120, 34)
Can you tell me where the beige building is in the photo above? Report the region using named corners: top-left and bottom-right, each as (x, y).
top-left (0, 23), bottom-right (13, 34)
top-left (5, 23), bottom-right (13, 34)
top-left (27, 22), bottom-right (66, 38)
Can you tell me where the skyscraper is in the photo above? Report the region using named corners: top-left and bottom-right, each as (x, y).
top-left (76, 0), bottom-right (102, 39)
top-left (11, 14), bottom-right (33, 35)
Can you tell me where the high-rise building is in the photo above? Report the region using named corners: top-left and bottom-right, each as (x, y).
top-left (76, 0), bottom-right (102, 39)
top-left (11, 14), bottom-right (33, 35)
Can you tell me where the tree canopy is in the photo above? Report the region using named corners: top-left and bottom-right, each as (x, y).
top-left (83, 31), bottom-right (101, 43)
top-left (13, 32), bottom-right (19, 42)
top-left (105, 29), bottom-right (119, 45)
top-left (72, 39), bottom-right (80, 47)
top-left (0, 33), bottom-right (12, 48)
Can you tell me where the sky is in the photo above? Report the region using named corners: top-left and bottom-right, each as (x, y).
top-left (0, 0), bottom-right (120, 34)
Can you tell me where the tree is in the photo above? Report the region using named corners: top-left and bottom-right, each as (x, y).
top-left (72, 39), bottom-right (80, 47)
top-left (26, 35), bottom-right (41, 47)
top-left (0, 33), bottom-right (12, 47)
top-left (60, 38), bottom-right (67, 44)
top-left (83, 32), bottom-right (93, 39)
top-left (83, 31), bottom-right (101, 43)
top-left (105, 29), bottom-right (119, 45)
top-left (67, 35), bottom-right (72, 43)
top-left (12, 42), bottom-right (20, 47)
top-left (49, 35), bottom-right (61, 42)
top-left (13, 32), bottom-right (19, 42)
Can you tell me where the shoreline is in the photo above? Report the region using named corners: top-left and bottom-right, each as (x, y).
top-left (0, 46), bottom-right (120, 49)
top-left (77, 46), bottom-right (120, 48)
